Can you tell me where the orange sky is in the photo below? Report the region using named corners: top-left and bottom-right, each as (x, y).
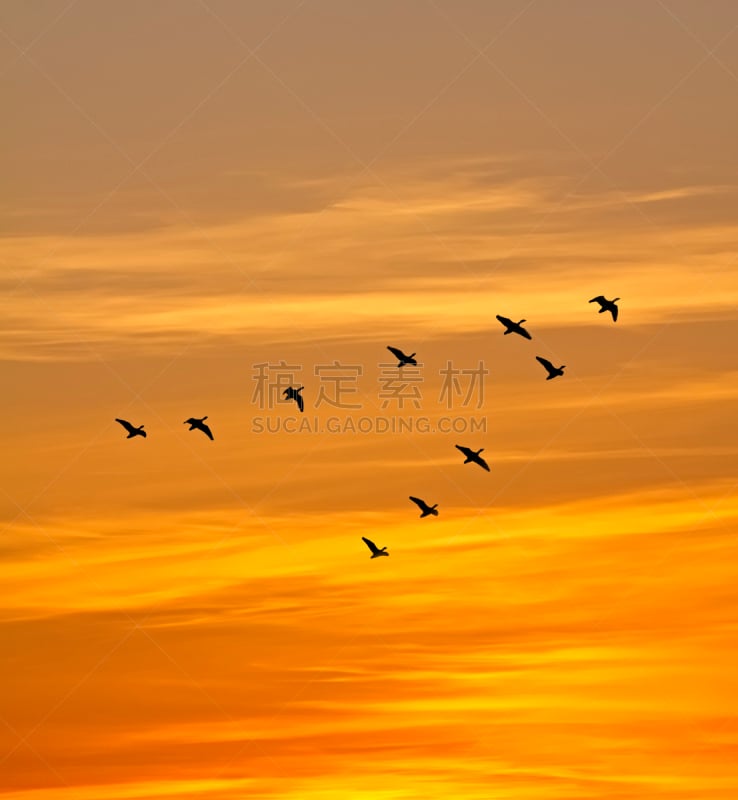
top-left (2, 2), bottom-right (738, 798)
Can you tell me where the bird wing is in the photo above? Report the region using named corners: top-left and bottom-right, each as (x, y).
top-left (519, 327), bottom-right (532, 340)
top-left (296, 393), bottom-right (304, 412)
top-left (409, 496), bottom-right (426, 510)
top-left (477, 455), bottom-right (490, 471)
top-left (387, 345), bottom-right (406, 360)
top-left (611, 305), bottom-right (618, 322)
top-left (589, 295), bottom-right (605, 305)
top-left (362, 536), bottom-right (380, 554)
top-left (115, 418), bottom-right (135, 434)
top-left (496, 314), bottom-right (512, 327)
top-left (455, 444), bottom-right (472, 458)
top-left (536, 356), bottom-right (554, 371)
top-left (201, 423), bottom-right (214, 440)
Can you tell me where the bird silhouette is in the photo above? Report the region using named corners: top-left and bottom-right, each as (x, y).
top-left (115, 418), bottom-right (146, 439)
top-left (283, 386), bottom-right (304, 413)
top-left (387, 346), bottom-right (417, 367)
top-left (496, 314), bottom-right (532, 340)
top-left (184, 416), bottom-right (213, 440)
top-left (362, 536), bottom-right (389, 558)
top-left (409, 496), bottom-right (439, 518)
top-left (536, 356), bottom-right (566, 380)
top-left (589, 295), bottom-right (619, 322)
top-left (455, 444), bottom-right (490, 472)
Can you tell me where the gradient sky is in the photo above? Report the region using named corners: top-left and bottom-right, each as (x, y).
top-left (2, 2), bottom-right (738, 798)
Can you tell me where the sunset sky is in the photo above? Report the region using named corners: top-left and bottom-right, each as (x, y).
top-left (2, 1), bottom-right (738, 798)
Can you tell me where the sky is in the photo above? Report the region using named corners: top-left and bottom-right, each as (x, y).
top-left (2, 1), bottom-right (738, 798)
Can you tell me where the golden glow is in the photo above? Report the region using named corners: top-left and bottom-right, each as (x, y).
top-left (2, 2), bottom-right (738, 798)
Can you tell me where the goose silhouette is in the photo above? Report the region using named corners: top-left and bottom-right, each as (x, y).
top-left (283, 386), bottom-right (304, 413)
top-left (455, 444), bottom-right (489, 472)
top-left (362, 536), bottom-right (389, 558)
top-left (496, 314), bottom-right (532, 340)
top-left (409, 496), bottom-right (439, 517)
top-left (536, 356), bottom-right (565, 380)
top-left (184, 416), bottom-right (213, 440)
top-left (115, 418), bottom-right (146, 439)
top-left (387, 346), bottom-right (417, 367)
top-left (589, 295), bottom-right (619, 322)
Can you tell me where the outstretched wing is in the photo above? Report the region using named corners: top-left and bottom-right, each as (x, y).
top-left (611, 305), bottom-right (618, 322)
top-left (496, 314), bottom-right (512, 328)
top-left (455, 444), bottom-right (472, 458)
top-left (362, 536), bottom-right (380, 555)
top-left (477, 455), bottom-right (491, 472)
top-left (201, 423), bottom-right (214, 440)
top-left (589, 295), bottom-right (605, 305)
top-left (296, 392), bottom-right (304, 413)
top-left (518, 326), bottom-right (532, 340)
top-left (387, 345), bottom-right (406, 361)
top-left (115, 418), bottom-right (135, 434)
top-left (409, 496), bottom-right (426, 511)
top-left (536, 356), bottom-right (554, 371)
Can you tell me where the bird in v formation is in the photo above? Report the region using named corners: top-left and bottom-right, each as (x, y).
top-left (589, 295), bottom-right (619, 322)
top-left (409, 496), bottom-right (439, 517)
top-left (387, 345), bottom-right (417, 367)
top-left (283, 385), bottom-right (304, 413)
top-left (535, 356), bottom-right (565, 380)
top-left (184, 416), bottom-right (214, 440)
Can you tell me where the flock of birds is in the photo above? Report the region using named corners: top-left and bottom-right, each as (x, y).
top-left (115, 295), bottom-right (620, 560)
top-left (115, 416), bottom-right (214, 440)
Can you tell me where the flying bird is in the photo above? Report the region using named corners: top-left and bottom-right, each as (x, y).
top-left (455, 444), bottom-right (490, 472)
top-left (184, 416), bottom-right (213, 440)
top-left (115, 418), bottom-right (146, 439)
top-left (589, 295), bottom-right (619, 322)
top-left (362, 536), bottom-right (389, 558)
top-left (536, 356), bottom-right (566, 380)
top-left (283, 386), bottom-right (304, 413)
top-left (496, 314), bottom-right (532, 340)
top-left (387, 346), bottom-right (417, 367)
top-left (409, 496), bottom-right (439, 518)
